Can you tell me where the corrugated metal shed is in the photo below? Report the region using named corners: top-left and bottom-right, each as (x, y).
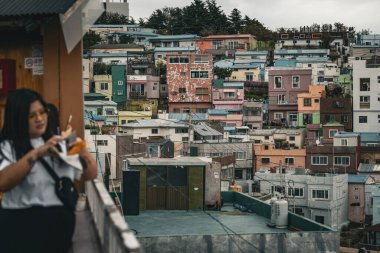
top-left (0, 0), bottom-right (76, 16)
top-left (193, 124), bottom-right (223, 137)
top-left (348, 175), bottom-right (369, 184)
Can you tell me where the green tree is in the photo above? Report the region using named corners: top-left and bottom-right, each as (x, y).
top-left (93, 63), bottom-right (112, 75)
top-left (201, 0), bottom-right (228, 35)
top-left (182, 0), bottom-right (208, 35)
top-left (119, 34), bottom-right (134, 44)
top-left (95, 12), bottom-right (130, 24)
top-left (83, 31), bottom-right (101, 51)
top-left (228, 8), bottom-right (242, 34)
top-left (213, 66), bottom-right (232, 79)
top-left (146, 9), bottom-right (167, 33)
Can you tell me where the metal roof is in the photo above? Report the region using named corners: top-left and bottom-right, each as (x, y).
top-left (208, 109), bottom-right (228, 115)
top-left (154, 47), bottom-right (198, 52)
top-left (334, 131), bottom-right (359, 138)
top-left (89, 44), bottom-right (144, 49)
top-left (148, 34), bottom-right (200, 41)
top-left (274, 59), bottom-right (297, 67)
top-left (84, 100), bottom-right (117, 106)
top-left (359, 133), bottom-right (380, 143)
top-left (348, 175), bottom-right (369, 184)
top-left (122, 119), bottom-right (188, 128)
top-left (0, 0), bottom-right (76, 16)
top-left (168, 113), bottom-right (207, 121)
top-left (274, 49), bottom-right (329, 55)
top-left (127, 157), bottom-right (207, 166)
top-left (193, 124), bottom-right (223, 137)
top-left (235, 51), bottom-right (268, 56)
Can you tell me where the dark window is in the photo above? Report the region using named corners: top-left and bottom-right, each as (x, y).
top-left (179, 87), bottom-right (186, 93)
top-left (360, 78), bottom-right (370, 91)
top-left (359, 116), bottom-right (368, 123)
top-left (151, 128), bottom-right (158, 134)
top-left (289, 136), bottom-right (295, 141)
top-left (315, 215), bottom-right (325, 224)
top-left (304, 98), bottom-right (311, 106)
top-left (261, 158), bottom-right (270, 164)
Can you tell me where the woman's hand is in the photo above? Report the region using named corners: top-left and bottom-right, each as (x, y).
top-left (35, 136), bottom-right (63, 158)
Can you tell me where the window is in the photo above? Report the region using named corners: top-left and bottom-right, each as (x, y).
top-left (182, 137), bottom-right (189, 142)
top-left (151, 128), bottom-right (158, 134)
top-left (261, 158), bottom-right (270, 164)
top-left (196, 108), bottom-right (208, 113)
top-left (183, 107), bottom-right (190, 113)
top-left (288, 187), bottom-right (304, 197)
top-left (289, 113), bottom-right (297, 122)
top-left (274, 112), bottom-right (283, 120)
top-left (285, 157), bottom-right (294, 165)
top-left (341, 115), bottom-right (349, 123)
top-left (334, 101), bottom-right (344, 108)
top-left (341, 139), bottom-right (348, 146)
top-left (325, 115), bottom-right (334, 122)
top-left (360, 78), bottom-right (370, 91)
top-left (312, 190), bottom-right (329, 199)
top-left (264, 136), bottom-right (269, 140)
top-left (212, 40), bottom-right (221, 49)
top-left (227, 41), bottom-right (238, 49)
top-left (233, 152), bottom-right (247, 160)
top-left (304, 98), bottom-right (311, 106)
top-left (100, 82), bottom-right (108, 90)
top-left (317, 76), bottom-right (324, 83)
top-left (117, 80), bottom-right (123, 85)
top-left (375, 159), bottom-right (380, 164)
top-left (289, 136), bottom-right (295, 141)
top-left (271, 186), bottom-right (285, 194)
top-left (360, 96), bottom-right (370, 103)
top-left (292, 76), bottom-right (300, 88)
top-left (359, 116), bottom-right (368, 123)
top-left (117, 90), bottom-right (123, 95)
top-left (277, 94), bottom-right (285, 104)
top-left (378, 76), bottom-right (380, 83)
top-left (246, 72), bottom-right (254, 81)
top-left (314, 99), bottom-right (319, 103)
top-left (194, 56), bottom-right (208, 63)
top-left (315, 216), bottom-right (325, 224)
top-left (303, 114), bottom-right (312, 124)
top-left (334, 156), bottom-right (350, 165)
top-left (378, 115), bottom-right (380, 123)
top-left (175, 128), bottom-right (189, 135)
top-left (264, 145), bottom-right (269, 150)
top-left (173, 108), bottom-right (180, 113)
top-left (179, 87), bottom-right (186, 93)
top-left (311, 156), bottom-right (328, 165)
top-left (274, 76), bottom-right (282, 88)
top-left (196, 88), bottom-right (208, 95)
top-left (121, 120), bottom-right (126, 124)
top-left (191, 71), bottom-right (209, 78)
top-left (169, 57), bottom-right (189, 63)
top-left (96, 140), bottom-right (108, 146)
top-left (329, 129), bottom-right (338, 138)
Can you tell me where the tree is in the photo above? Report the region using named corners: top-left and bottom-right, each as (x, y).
top-left (182, 0), bottom-right (209, 35)
top-left (93, 63), bottom-right (112, 75)
top-left (228, 8), bottom-right (242, 34)
top-left (95, 12), bottom-right (130, 24)
top-left (213, 66), bottom-right (232, 79)
top-left (202, 0), bottom-right (228, 35)
top-left (83, 31), bottom-right (101, 51)
top-left (119, 34), bottom-right (134, 44)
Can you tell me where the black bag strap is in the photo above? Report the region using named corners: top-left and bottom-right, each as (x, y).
top-left (39, 158), bottom-right (60, 183)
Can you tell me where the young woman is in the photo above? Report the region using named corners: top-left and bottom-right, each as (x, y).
top-left (0, 89), bottom-right (97, 253)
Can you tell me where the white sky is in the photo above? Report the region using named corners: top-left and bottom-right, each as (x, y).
top-left (128, 0), bottom-right (380, 34)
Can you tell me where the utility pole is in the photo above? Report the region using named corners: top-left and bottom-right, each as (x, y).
top-left (187, 112), bottom-right (192, 155)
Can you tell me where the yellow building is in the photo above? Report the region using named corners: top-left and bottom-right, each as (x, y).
top-left (94, 75), bottom-right (112, 100)
top-left (118, 110), bottom-right (152, 125)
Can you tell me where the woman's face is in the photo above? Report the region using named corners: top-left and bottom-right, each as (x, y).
top-left (28, 100), bottom-right (48, 138)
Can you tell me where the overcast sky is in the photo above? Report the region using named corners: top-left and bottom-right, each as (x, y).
top-left (128, 0), bottom-right (379, 34)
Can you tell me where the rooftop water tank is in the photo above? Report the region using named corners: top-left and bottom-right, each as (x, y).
top-left (274, 199), bottom-right (288, 228)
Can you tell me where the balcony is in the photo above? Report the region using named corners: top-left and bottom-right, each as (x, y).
top-left (277, 100), bottom-right (298, 105)
top-left (129, 91), bottom-right (147, 99)
top-left (360, 102), bottom-right (370, 109)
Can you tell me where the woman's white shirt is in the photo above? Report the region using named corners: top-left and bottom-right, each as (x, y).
top-left (0, 137), bottom-right (82, 209)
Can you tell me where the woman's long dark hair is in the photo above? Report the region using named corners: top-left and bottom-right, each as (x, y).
top-left (0, 89), bottom-right (53, 160)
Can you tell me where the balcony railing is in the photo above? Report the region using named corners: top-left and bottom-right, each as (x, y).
top-left (129, 91), bottom-right (147, 99)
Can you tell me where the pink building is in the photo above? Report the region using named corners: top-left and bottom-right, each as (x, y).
top-left (208, 109), bottom-right (243, 127)
top-left (268, 68), bottom-right (312, 126)
top-left (127, 75), bottom-right (160, 99)
top-left (348, 175), bottom-right (375, 224)
top-left (167, 54), bottom-right (213, 113)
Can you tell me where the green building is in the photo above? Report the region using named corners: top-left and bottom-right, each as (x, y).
top-left (111, 65), bottom-right (127, 106)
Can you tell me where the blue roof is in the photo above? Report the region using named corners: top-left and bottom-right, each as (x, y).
top-left (335, 131), bottom-right (360, 138)
top-left (208, 109), bottom-right (228, 115)
top-left (214, 60), bottom-right (234, 68)
top-left (84, 53), bottom-right (129, 58)
top-left (149, 34), bottom-right (199, 41)
top-left (359, 133), bottom-right (380, 143)
top-left (222, 82), bottom-right (244, 88)
top-left (274, 49), bottom-right (329, 55)
top-left (348, 175), bottom-right (369, 184)
top-left (274, 59), bottom-right (297, 67)
top-left (116, 31), bottom-right (159, 37)
top-left (84, 111), bottom-right (105, 121)
top-left (224, 126), bottom-right (236, 131)
top-left (235, 51), bottom-right (268, 56)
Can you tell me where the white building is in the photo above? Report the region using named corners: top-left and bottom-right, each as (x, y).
top-left (352, 60), bottom-right (380, 132)
top-left (256, 171), bottom-right (348, 228)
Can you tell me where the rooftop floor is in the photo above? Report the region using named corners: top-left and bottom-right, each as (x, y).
top-left (124, 205), bottom-right (286, 237)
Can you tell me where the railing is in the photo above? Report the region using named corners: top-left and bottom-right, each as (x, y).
top-left (129, 91), bottom-right (147, 99)
top-left (86, 179), bottom-right (142, 253)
